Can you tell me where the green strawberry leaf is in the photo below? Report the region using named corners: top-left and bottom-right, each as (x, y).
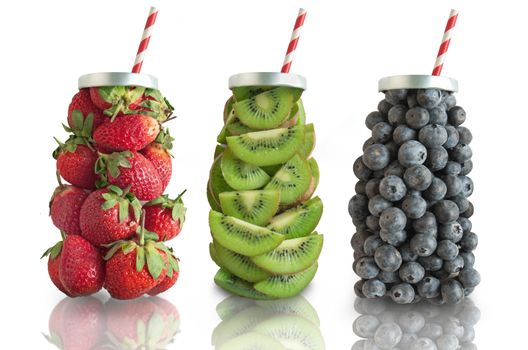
top-left (72, 110), bottom-right (84, 130)
top-left (101, 198), bottom-right (117, 210)
top-left (82, 113), bottom-right (94, 137)
top-left (145, 195), bottom-right (167, 207)
top-left (122, 241), bottom-right (137, 254)
top-left (171, 203), bottom-right (186, 225)
top-left (155, 127), bottom-right (175, 151)
top-left (136, 246), bottom-right (145, 272)
top-left (128, 194), bottom-right (142, 222)
top-left (118, 199), bottom-right (130, 223)
top-left (108, 185), bottom-right (123, 196)
top-left (135, 225), bottom-right (159, 241)
top-left (145, 244), bottom-right (165, 280)
top-left (104, 241), bottom-right (126, 260)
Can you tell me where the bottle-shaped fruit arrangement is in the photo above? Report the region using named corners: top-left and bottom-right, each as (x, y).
top-left (208, 73), bottom-right (324, 299)
top-left (349, 75), bottom-right (479, 304)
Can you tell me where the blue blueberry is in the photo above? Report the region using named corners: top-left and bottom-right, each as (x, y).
top-left (364, 234), bottom-right (383, 256)
top-left (379, 175), bottom-right (407, 201)
top-left (436, 240), bottom-right (459, 261)
top-left (366, 111), bottom-right (387, 130)
top-left (425, 146), bottom-right (448, 171)
top-left (417, 89), bottom-right (442, 108)
top-left (459, 160), bottom-right (473, 175)
top-left (406, 107), bottom-right (430, 129)
top-left (457, 126), bottom-right (473, 144)
top-left (404, 165), bottom-right (433, 191)
top-left (384, 141), bottom-right (399, 159)
top-left (433, 200), bottom-right (460, 224)
top-left (441, 279), bottom-right (464, 304)
top-left (398, 140), bottom-right (428, 167)
top-left (423, 177), bottom-right (447, 201)
top-left (383, 161), bottom-right (405, 178)
top-left (402, 195), bottom-right (427, 219)
top-left (400, 243), bottom-right (418, 262)
top-left (450, 194), bottom-right (470, 213)
top-left (417, 276), bottom-right (441, 298)
top-left (459, 176), bottom-right (474, 197)
top-left (407, 92), bottom-right (418, 108)
top-left (444, 255), bottom-right (465, 274)
top-left (438, 222), bottom-right (463, 242)
top-left (385, 89), bottom-right (408, 104)
top-left (457, 217), bottom-right (472, 233)
top-left (354, 279), bottom-right (366, 298)
top-left (460, 201), bottom-right (474, 218)
top-left (428, 106), bottom-right (448, 125)
top-left (349, 194), bottom-right (370, 220)
top-left (390, 283), bottom-right (416, 304)
top-left (411, 234), bottom-right (438, 257)
top-left (442, 161), bottom-right (462, 175)
top-left (368, 195), bottom-right (393, 217)
top-left (363, 137), bottom-right (376, 151)
top-left (393, 125), bottom-right (417, 145)
top-left (355, 180), bottom-right (367, 195)
top-left (362, 279), bottom-right (387, 298)
top-left (399, 262), bottom-right (426, 284)
top-left (354, 156), bottom-right (372, 181)
top-left (443, 93), bottom-right (457, 109)
top-left (372, 122), bottom-right (394, 143)
top-left (441, 175), bottom-right (463, 197)
top-left (365, 178), bottom-right (381, 198)
top-left (460, 232), bottom-right (478, 251)
top-left (459, 251), bottom-right (475, 268)
top-left (413, 212), bottom-right (438, 235)
top-left (419, 124), bottom-right (448, 147)
top-left (448, 106), bottom-right (466, 126)
top-left (418, 254), bottom-right (443, 272)
top-left (374, 244), bottom-right (403, 272)
top-left (443, 126), bottom-right (459, 149)
top-left (378, 99), bottom-right (392, 114)
top-left (378, 270), bottom-right (401, 283)
top-left (366, 215), bottom-right (381, 231)
top-left (351, 230), bottom-right (372, 250)
top-left (388, 104), bottom-right (409, 125)
top-left (363, 144), bottom-right (391, 171)
top-left (379, 207), bottom-right (407, 233)
top-left (355, 256), bottom-right (380, 279)
top-left (380, 229), bottom-right (407, 246)
top-left (450, 144), bottom-right (472, 163)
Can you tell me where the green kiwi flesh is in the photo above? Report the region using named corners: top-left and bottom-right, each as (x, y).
top-left (266, 196), bottom-right (323, 239)
top-left (210, 242), bottom-right (221, 267)
top-left (264, 154), bottom-right (311, 205)
top-left (254, 263), bottom-right (318, 298)
top-left (209, 210), bottom-right (284, 256)
top-left (221, 149), bottom-right (271, 190)
top-left (214, 241), bottom-right (271, 282)
top-left (232, 86), bottom-right (272, 102)
top-left (209, 154), bottom-right (234, 207)
top-left (308, 158), bottom-right (320, 189)
top-left (234, 87), bottom-right (294, 129)
top-left (214, 269), bottom-right (274, 300)
top-left (251, 234), bottom-right (324, 274)
top-left (226, 126), bottom-right (304, 167)
top-left (298, 123), bottom-right (316, 159)
top-left (223, 96), bottom-right (235, 123)
top-left (226, 118), bottom-right (257, 135)
top-left (219, 190), bottom-right (280, 226)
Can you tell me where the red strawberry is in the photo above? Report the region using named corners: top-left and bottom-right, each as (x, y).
top-left (68, 89), bottom-right (105, 132)
top-left (141, 143), bottom-right (172, 190)
top-left (147, 256), bottom-right (179, 295)
top-left (96, 151), bottom-right (163, 201)
top-left (89, 86), bottom-right (145, 116)
top-left (50, 185), bottom-right (89, 235)
top-left (143, 192), bottom-right (186, 241)
top-left (79, 186), bottom-right (141, 246)
top-left (93, 114), bottom-right (160, 152)
top-left (42, 236), bottom-right (72, 296)
top-left (59, 235), bottom-right (105, 296)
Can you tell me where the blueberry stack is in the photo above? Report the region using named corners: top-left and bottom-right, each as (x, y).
top-left (350, 78), bottom-right (480, 304)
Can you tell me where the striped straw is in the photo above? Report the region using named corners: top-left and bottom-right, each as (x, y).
top-left (432, 9), bottom-right (459, 76)
top-left (281, 8), bottom-right (307, 73)
top-left (132, 7), bottom-right (159, 73)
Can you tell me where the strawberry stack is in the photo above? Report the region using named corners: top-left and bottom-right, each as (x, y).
top-left (43, 74), bottom-right (186, 299)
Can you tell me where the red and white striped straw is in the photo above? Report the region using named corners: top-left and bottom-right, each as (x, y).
top-left (281, 8), bottom-right (307, 73)
top-left (132, 6), bottom-right (159, 73)
top-left (432, 9), bottom-right (459, 76)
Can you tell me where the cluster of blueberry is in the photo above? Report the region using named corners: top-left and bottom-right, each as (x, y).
top-left (352, 297), bottom-right (480, 350)
top-left (350, 87), bottom-right (480, 304)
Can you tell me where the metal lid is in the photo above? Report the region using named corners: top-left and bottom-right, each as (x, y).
top-left (229, 72), bottom-right (307, 90)
top-left (378, 75), bottom-right (458, 92)
top-left (78, 72), bottom-right (158, 89)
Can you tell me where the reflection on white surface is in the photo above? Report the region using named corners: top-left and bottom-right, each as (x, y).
top-left (212, 295), bottom-right (325, 349)
top-left (43, 296), bottom-right (180, 350)
top-left (352, 298), bottom-right (480, 350)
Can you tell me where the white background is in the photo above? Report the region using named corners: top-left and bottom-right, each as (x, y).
top-left (0, 0), bottom-right (526, 348)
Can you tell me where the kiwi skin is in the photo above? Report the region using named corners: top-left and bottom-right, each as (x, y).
top-left (214, 241), bottom-right (271, 283)
top-left (214, 268), bottom-right (274, 300)
top-left (254, 263), bottom-right (319, 299)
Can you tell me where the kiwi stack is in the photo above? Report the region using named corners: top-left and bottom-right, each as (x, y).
top-left (212, 295), bottom-right (325, 349)
top-left (207, 86), bottom-right (324, 299)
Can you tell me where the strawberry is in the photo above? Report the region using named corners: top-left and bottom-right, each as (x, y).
top-left (42, 234), bottom-right (72, 296)
top-left (96, 151), bottom-right (163, 201)
top-left (93, 114), bottom-right (160, 152)
top-left (68, 89), bottom-right (105, 132)
top-left (79, 186), bottom-right (141, 246)
top-left (59, 235), bottom-right (105, 296)
top-left (143, 191), bottom-right (186, 241)
top-left (89, 86), bottom-right (145, 118)
top-left (140, 128), bottom-right (174, 190)
top-left (147, 255), bottom-right (179, 295)
top-left (49, 185), bottom-right (89, 235)
top-left (141, 88), bottom-right (175, 121)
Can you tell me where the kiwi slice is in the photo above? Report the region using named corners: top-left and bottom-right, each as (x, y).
top-left (295, 100), bottom-right (306, 125)
top-left (217, 126), bottom-right (228, 144)
top-left (210, 242), bottom-right (222, 267)
top-left (267, 197), bottom-right (323, 239)
top-left (226, 126), bottom-right (304, 167)
top-left (298, 124), bottom-right (316, 159)
top-left (209, 154), bottom-right (234, 207)
top-left (252, 314), bottom-right (325, 350)
top-left (221, 149), bottom-right (271, 190)
top-left (212, 306), bottom-right (272, 346)
top-left (251, 234), bottom-right (324, 274)
top-left (264, 154), bottom-right (311, 206)
top-left (254, 263), bottom-right (318, 299)
top-left (214, 144), bottom-right (226, 159)
top-left (255, 296), bottom-right (321, 326)
top-left (232, 86), bottom-right (272, 102)
top-left (308, 158), bottom-right (320, 189)
top-left (224, 96), bottom-right (235, 123)
top-left (216, 296), bottom-right (255, 321)
top-left (234, 87), bottom-right (293, 129)
top-left (261, 164), bottom-right (282, 177)
top-left (219, 190), bottom-right (280, 226)
top-left (214, 269), bottom-right (274, 300)
top-left (214, 242), bottom-right (271, 283)
top-left (209, 210), bottom-right (284, 256)
top-left (217, 332), bottom-right (285, 350)
top-left (226, 118), bottom-right (256, 136)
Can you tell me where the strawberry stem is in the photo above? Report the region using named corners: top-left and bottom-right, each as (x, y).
top-left (162, 115), bottom-right (178, 124)
top-left (175, 189), bottom-right (187, 202)
top-left (56, 171), bottom-right (64, 190)
top-left (121, 184), bottom-right (132, 198)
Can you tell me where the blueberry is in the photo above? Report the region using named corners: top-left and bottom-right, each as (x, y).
top-left (450, 194), bottom-right (470, 213)
top-left (402, 195), bottom-right (427, 219)
top-left (354, 249), bottom-right (367, 261)
top-left (371, 169), bottom-right (385, 179)
top-left (419, 124), bottom-right (448, 147)
top-left (444, 255), bottom-right (465, 274)
top-left (457, 126), bottom-right (473, 144)
top-left (443, 93), bottom-right (457, 109)
top-left (379, 207), bottom-right (407, 233)
top-left (366, 111), bottom-right (387, 130)
top-left (438, 222), bottom-right (463, 242)
top-left (362, 279), bottom-right (387, 298)
top-left (398, 140), bottom-right (428, 167)
top-left (400, 243), bottom-right (418, 262)
top-left (364, 234), bottom-right (384, 256)
top-left (450, 144), bottom-right (472, 163)
top-left (393, 125), bottom-right (417, 145)
top-left (458, 267), bottom-right (480, 288)
top-left (417, 89), bottom-right (442, 108)
top-left (354, 279), bottom-right (366, 298)
top-left (417, 276), bottom-right (441, 298)
top-left (459, 176), bottom-right (474, 197)
top-left (443, 126), bottom-right (459, 149)
top-left (436, 240), bottom-right (459, 261)
top-left (460, 232), bottom-right (478, 251)
top-left (363, 144), bottom-right (391, 171)
top-left (459, 160), bottom-right (473, 175)
top-left (353, 314), bottom-right (381, 338)
top-left (411, 234), bottom-right (438, 257)
top-left (355, 180), bottom-right (367, 195)
top-left (441, 280), bottom-right (464, 304)
top-left (407, 91), bottom-right (418, 108)
top-left (349, 194), bottom-right (370, 220)
top-left (384, 141), bottom-right (399, 159)
top-left (459, 251), bottom-right (475, 268)
top-left (413, 212), bottom-right (438, 235)
top-left (363, 137), bottom-right (376, 151)
top-left (457, 217), bottom-right (472, 233)
top-left (366, 215), bottom-right (381, 231)
top-left (425, 148), bottom-right (448, 173)
top-left (382, 162), bottom-right (404, 178)
top-left (419, 322), bottom-right (444, 339)
top-left (418, 255), bottom-right (443, 271)
top-left (352, 216), bottom-right (368, 230)
top-left (428, 106), bottom-right (448, 125)
top-left (436, 334), bottom-right (459, 350)
top-left (422, 177), bottom-right (447, 201)
top-left (399, 262), bottom-right (426, 284)
top-left (378, 270), bottom-right (401, 283)
top-left (372, 122), bottom-right (394, 143)
top-left (399, 311), bottom-right (426, 333)
top-left (388, 104), bottom-right (408, 125)
top-left (354, 156), bottom-right (373, 181)
top-left (385, 89), bottom-right (408, 104)
top-left (390, 283), bottom-right (416, 304)
top-left (406, 107), bottom-right (430, 129)
top-left (355, 256), bottom-right (380, 279)
top-left (351, 231), bottom-right (372, 250)
top-left (374, 322), bottom-right (403, 348)
top-left (411, 337), bottom-right (437, 350)
top-left (374, 244), bottom-right (403, 272)
top-left (365, 178), bottom-right (381, 198)
top-left (380, 229), bottom-right (407, 246)
top-left (441, 175), bottom-right (462, 197)
top-left (368, 195), bottom-right (393, 217)
top-left (404, 165), bottom-right (433, 191)
top-left (379, 175), bottom-right (407, 201)
top-left (433, 200), bottom-right (460, 224)
top-left (378, 99), bottom-right (393, 114)
top-left (460, 201), bottom-right (474, 218)
top-left (443, 317), bottom-right (465, 338)
top-left (442, 161), bottom-right (462, 175)
top-left (448, 106), bottom-right (466, 126)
